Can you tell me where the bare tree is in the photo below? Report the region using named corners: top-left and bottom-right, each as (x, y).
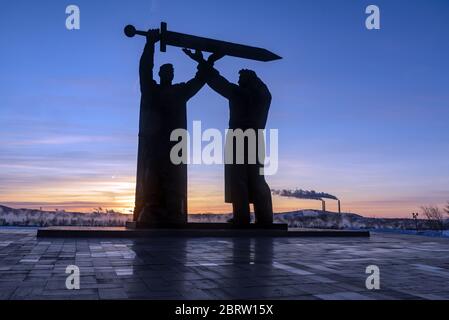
top-left (444, 202), bottom-right (449, 216)
top-left (421, 206), bottom-right (444, 231)
top-left (93, 207), bottom-right (104, 214)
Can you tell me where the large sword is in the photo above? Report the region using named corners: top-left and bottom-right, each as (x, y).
top-left (124, 22), bottom-right (282, 62)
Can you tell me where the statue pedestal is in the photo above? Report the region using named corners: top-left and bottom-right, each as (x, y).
top-left (125, 221), bottom-right (287, 230)
top-left (36, 225), bottom-right (369, 238)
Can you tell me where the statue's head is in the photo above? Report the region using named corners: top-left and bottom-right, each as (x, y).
top-left (159, 63), bottom-right (174, 84)
top-left (238, 69), bottom-right (258, 87)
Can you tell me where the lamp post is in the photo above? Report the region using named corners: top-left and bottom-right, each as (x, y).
top-left (412, 212), bottom-right (419, 232)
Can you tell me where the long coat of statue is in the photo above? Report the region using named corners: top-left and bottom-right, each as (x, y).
top-left (134, 39), bottom-right (205, 225)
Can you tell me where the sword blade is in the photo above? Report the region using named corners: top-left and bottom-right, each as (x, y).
top-left (160, 22), bottom-right (281, 62)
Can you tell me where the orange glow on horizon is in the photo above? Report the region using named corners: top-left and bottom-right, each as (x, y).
top-left (1, 173), bottom-right (441, 219)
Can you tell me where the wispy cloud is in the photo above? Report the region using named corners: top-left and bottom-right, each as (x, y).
top-left (2, 135), bottom-right (115, 146)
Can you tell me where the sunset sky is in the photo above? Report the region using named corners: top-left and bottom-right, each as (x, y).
top-left (1, 0), bottom-right (449, 218)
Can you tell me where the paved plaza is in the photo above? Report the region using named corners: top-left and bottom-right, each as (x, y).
top-left (0, 228), bottom-right (448, 300)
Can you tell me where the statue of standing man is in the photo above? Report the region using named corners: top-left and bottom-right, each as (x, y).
top-left (134, 30), bottom-right (212, 225)
top-left (184, 53), bottom-right (274, 226)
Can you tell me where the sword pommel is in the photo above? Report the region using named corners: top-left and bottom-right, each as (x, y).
top-left (124, 25), bottom-right (151, 38)
top-left (124, 25), bottom-right (136, 38)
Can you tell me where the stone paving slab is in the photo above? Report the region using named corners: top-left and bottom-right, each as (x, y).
top-left (0, 228), bottom-right (448, 300)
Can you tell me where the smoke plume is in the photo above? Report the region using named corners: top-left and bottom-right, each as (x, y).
top-left (272, 189), bottom-right (339, 201)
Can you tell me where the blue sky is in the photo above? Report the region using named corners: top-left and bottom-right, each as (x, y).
top-left (1, 0), bottom-right (449, 217)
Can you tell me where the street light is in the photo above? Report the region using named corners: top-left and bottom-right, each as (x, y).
top-left (412, 212), bottom-right (419, 232)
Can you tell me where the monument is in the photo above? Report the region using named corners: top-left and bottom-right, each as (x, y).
top-left (125, 22), bottom-right (282, 228)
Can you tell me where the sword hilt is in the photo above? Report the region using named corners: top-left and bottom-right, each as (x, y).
top-left (160, 22), bottom-right (167, 52)
top-left (124, 22), bottom-right (168, 54)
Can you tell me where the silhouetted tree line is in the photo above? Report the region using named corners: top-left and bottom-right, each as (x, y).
top-left (420, 202), bottom-right (449, 231)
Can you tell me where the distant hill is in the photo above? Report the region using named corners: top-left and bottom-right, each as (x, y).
top-left (0, 205), bottom-right (443, 230)
top-left (272, 210), bottom-right (440, 230)
top-left (191, 210), bottom-right (440, 230)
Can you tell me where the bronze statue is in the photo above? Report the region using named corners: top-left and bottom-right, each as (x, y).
top-left (186, 56), bottom-right (274, 226)
top-left (134, 30), bottom-right (207, 225)
top-left (126, 23), bottom-right (280, 227)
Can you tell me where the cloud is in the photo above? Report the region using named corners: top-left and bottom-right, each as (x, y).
top-left (2, 135), bottom-right (114, 146)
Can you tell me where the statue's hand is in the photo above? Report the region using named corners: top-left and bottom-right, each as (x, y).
top-left (146, 29), bottom-right (160, 44)
top-left (183, 48), bottom-right (205, 63)
top-left (207, 52), bottom-right (225, 64)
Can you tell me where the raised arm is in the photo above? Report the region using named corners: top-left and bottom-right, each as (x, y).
top-left (181, 49), bottom-right (225, 101)
top-left (139, 29), bottom-right (160, 94)
top-left (205, 66), bottom-right (238, 100)
top-left (182, 50), bottom-right (237, 99)
top-left (182, 70), bottom-right (207, 101)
